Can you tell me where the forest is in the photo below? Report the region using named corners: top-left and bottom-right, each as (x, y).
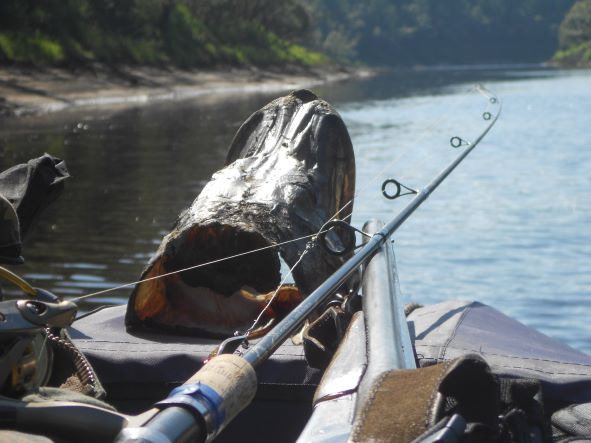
top-left (0, 0), bottom-right (589, 68)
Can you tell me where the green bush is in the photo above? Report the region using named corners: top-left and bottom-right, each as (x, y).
top-left (32, 37), bottom-right (65, 63)
top-left (0, 33), bottom-right (15, 60)
top-left (286, 44), bottom-right (328, 65)
top-left (124, 39), bottom-right (166, 65)
top-left (553, 41), bottom-right (591, 65)
top-left (0, 0), bottom-right (327, 68)
top-left (0, 32), bottom-right (64, 64)
top-left (165, 4), bottom-right (215, 66)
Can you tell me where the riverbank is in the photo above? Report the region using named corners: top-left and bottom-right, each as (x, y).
top-left (0, 64), bottom-right (374, 118)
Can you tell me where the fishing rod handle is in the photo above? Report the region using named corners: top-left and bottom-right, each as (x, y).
top-left (114, 354), bottom-right (257, 443)
top-left (177, 353), bottom-right (257, 439)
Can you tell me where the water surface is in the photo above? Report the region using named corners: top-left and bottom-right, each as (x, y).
top-left (1, 66), bottom-right (589, 353)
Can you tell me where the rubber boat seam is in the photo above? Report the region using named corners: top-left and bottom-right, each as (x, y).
top-left (415, 345), bottom-right (591, 367)
top-left (439, 303), bottom-right (473, 361)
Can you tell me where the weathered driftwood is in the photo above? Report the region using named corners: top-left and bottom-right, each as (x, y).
top-left (125, 90), bottom-right (356, 337)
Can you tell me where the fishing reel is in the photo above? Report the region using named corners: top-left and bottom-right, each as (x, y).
top-left (0, 266), bottom-right (77, 396)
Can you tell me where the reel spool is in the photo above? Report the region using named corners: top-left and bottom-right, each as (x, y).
top-left (0, 267), bottom-right (76, 396)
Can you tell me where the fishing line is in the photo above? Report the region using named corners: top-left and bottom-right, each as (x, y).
top-left (346, 107), bottom-right (449, 200)
top-left (395, 90), bottom-right (498, 187)
top-left (349, 85), bottom-right (495, 206)
top-left (243, 239), bottom-right (316, 336)
top-left (70, 85), bottom-right (497, 306)
top-left (69, 230), bottom-right (328, 303)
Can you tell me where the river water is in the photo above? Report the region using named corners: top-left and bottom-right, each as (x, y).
top-left (1, 66), bottom-right (589, 354)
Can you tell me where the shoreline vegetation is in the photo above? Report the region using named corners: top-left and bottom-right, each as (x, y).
top-left (0, 0), bottom-right (589, 117)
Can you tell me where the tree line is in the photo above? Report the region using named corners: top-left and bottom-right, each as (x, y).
top-left (0, 0), bottom-right (583, 68)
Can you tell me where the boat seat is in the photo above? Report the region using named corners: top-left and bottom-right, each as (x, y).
top-left (69, 305), bottom-right (321, 442)
top-left (69, 306), bottom-right (321, 412)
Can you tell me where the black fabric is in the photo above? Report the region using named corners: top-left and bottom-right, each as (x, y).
top-left (499, 378), bottom-right (550, 442)
top-left (437, 355), bottom-right (501, 429)
top-left (0, 154), bottom-right (69, 240)
top-left (424, 355), bottom-right (552, 443)
top-left (0, 193), bottom-right (23, 264)
top-left (409, 301), bottom-right (591, 441)
top-left (432, 355), bottom-right (501, 442)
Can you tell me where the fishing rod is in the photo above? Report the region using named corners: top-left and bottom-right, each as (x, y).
top-left (114, 97), bottom-right (502, 443)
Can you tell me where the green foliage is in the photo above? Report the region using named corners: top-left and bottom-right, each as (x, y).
top-left (286, 44), bottom-right (328, 65)
top-left (31, 37), bottom-right (65, 64)
top-left (165, 4), bottom-right (214, 66)
top-left (553, 0), bottom-right (591, 66)
top-left (0, 34), bottom-right (15, 60)
top-left (0, 32), bottom-right (64, 64)
top-left (554, 41), bottom-right (591, 65)
top-left (0, 0), bottom-right (322, 68)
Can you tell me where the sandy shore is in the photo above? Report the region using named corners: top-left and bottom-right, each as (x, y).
top-left (0, 65), bottom-right (373, 118)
